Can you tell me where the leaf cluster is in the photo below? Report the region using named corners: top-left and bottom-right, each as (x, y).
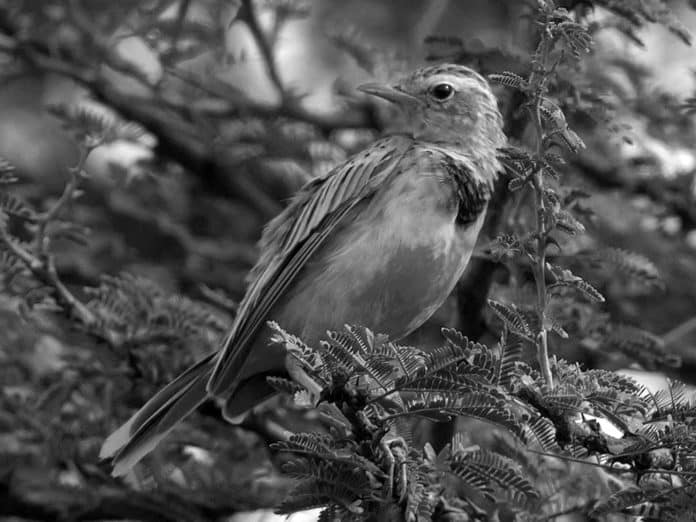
top-left (271, 321), bottom-right (696, 520)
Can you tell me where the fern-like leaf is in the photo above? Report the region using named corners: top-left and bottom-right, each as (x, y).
top-left (492, 334), bottom-right (523, 388)
top-left (488, 71), bottom-right (527, 89)
top-left (488, 300), bottom-right (534, 340)
top-left (450, 449), bottom-right (539, 505)
top-left (276, 475), bottom-right (367, 515)
top-left (397, 392), bottom-right (524, 440)
top-left (498, 146), bottom-right (536, 180)
top-left (524, 416), bottom-right (560, 452)
top-left (0, 192), bottom-right (35, 222)
top-left (593, 248), bottom-right (664, 289)
top-left (323, 327), bottom-right (394, 392)
top-left (548, 266), bottom-right (605, 303)
top-left (605, 324), bottom-right (678, 370)
top-left (269, 321), bottom-right (328, 385)
top-left (0, 158), bottom-right (17, 184)
top-left (539, 97), bottom-right (586, 152)
top-left (266, 376), bottom-right (305, 395)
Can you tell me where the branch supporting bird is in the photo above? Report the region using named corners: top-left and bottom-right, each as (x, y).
top-left (100, 64), bottom-right (507, 476)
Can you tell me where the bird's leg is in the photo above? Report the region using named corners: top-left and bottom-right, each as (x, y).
top-left (392, 439), bottom-right (409, 504)
top-left (380, 438), bottom-right (395, 501)
top-left (379, 436), bottom-right (409, 504)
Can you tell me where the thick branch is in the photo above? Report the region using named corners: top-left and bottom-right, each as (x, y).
top-left (85, 84), bottom-right (284, 220)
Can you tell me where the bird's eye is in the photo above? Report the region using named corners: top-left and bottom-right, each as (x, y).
top-left (429, 83), bottom-right (455, 101)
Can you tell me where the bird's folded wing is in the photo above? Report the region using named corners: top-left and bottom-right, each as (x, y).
top-left (206, 135), bottom-right (413, 396)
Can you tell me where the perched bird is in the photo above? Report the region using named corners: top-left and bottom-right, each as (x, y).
top-left (100, 63), bottom-right (506, 476)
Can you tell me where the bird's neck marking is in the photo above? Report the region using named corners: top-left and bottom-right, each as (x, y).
top-left (441, 155), bottom-right (492, 226)
top-left (425, 144), bottom-right (497, 184)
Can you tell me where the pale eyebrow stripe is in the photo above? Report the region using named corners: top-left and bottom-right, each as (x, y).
top-left (429, 64), bottom-right (480, 78)
top-left (423, 65), bottom-right (489, 87)
top-left (425, 75), bottom-right (489, 92)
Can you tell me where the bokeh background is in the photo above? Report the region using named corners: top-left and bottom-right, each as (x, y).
top-left (1, 1), bottom-right (696, 520)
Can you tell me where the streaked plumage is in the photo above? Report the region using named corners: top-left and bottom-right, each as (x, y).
top-left (100, 64), bottom-right (506, 476)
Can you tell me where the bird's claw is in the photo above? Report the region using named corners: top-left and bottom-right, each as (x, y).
top-left (379, 436), bottom-right (409, 504)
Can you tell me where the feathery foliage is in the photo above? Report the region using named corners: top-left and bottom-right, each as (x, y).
top-left (1, 0), bottom-right (695, 520)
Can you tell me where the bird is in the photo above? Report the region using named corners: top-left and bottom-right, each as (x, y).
top-left (100, 63), bottom-right (506, 476)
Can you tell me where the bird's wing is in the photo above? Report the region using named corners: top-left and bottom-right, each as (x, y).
top-left (206, 135), bottom-right (413, 395)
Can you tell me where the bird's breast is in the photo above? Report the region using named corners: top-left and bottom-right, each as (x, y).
top-left (272, 168), bottom-right (488, 345)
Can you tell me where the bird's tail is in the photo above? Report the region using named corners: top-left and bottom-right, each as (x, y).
top-left (99, 353), bottom-right (216, 476)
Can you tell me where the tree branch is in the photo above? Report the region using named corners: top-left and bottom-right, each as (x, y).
top-left (239, 0), bottom-right (285, 98)
top-left (0, 143), bottom-right (99, 329)
top-left (0, 5), bottom-right (374, 220)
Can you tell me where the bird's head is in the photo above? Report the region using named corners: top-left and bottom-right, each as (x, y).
top-left (358, 64), bottom-right (505, 160)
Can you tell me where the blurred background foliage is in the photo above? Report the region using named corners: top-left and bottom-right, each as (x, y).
top-left (0, 0), bottom-right (696, 520)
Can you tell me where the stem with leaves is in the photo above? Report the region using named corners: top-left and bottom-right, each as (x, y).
top-left (497, 4), bottom-right (591, 387)
top-left (0, 143), bottom-right (98, 329)
top-left (527, 34), bottom-right (555, 388)
top-left (34, 144), bottom-right (92, 255)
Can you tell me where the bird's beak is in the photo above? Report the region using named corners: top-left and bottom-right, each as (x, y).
top-left (357, 82), bottom-right (418, 105)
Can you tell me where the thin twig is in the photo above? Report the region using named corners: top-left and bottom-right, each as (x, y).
top-left (34, 144), bottom-right (92, 255)
top-left (663, 315), bottom-right (696, 346)
top-left (168, 65), bottom-right (370, 130)
top-left (240, 0), bottom-right (285, 98)
top-left (526, 447), bottom-right (696, 477)
top-left (0, 147), bottom-right (99, 328)
top-left (0, 227), bottom-right (41, 271)
top-left (67, 0), bottom-right (155, 87)
top-left (44, 255), bottom-right (97, 326)
top-left (171, 0), bottom-right (192, 50)
top-left (0, 225), bottom-right (97, 326)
